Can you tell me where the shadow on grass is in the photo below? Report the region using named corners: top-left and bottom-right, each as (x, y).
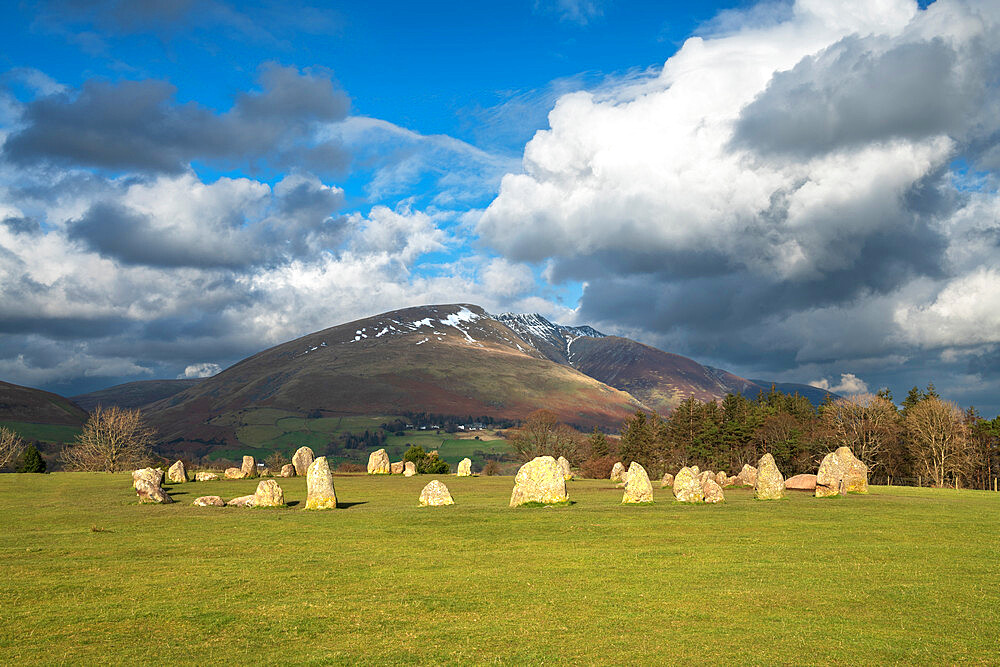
top-left (286, 500), bottom-right (300, 507)
top-left (338, 501), bottom-right (368, 509)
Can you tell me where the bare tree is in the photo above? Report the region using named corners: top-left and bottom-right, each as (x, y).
top-left (904, 397), bottom-right (969, 487)
top-left (0, 426), bottom-right (26, 470)
top-left (61, 406), bottom-right (156, 472)
top-left (821, 393), bottom-right (899, 472)
top-left (509, 409), bottom-right (581, 462)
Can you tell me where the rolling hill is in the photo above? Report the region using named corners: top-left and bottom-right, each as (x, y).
top-left (71, 379), bottom-right (201, 411)
top-left (0, 380), bottom-right (88, 426)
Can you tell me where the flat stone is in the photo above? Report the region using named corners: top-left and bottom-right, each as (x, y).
top-left (195, 471), bottom-right (219, 481)
top-left (193, 495), bottom-right (224, 507)
top-left (786, 473), bottom-right (818, 491)
top-left (225, 467), bottom-right (246, 479)
top-left (227, 494), bottom-right (256, 508)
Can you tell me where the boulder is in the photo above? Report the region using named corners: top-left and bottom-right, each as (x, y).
top-left (610, 461), bottom-right (626, 482)
top-left (673, 467), bottom-right (704, 503)
top-left (253, 479), bottom-right (285, 507)
top-left (132, 467), bottom-right (163, 487)
top-left (227, 495), bottom-right (255, 508)
top-left (259, 467), bottom-right (271, 477)
top-left (166, 460), bottom-right (187, 483)
top-left (457, 458), bottom-right (473, 477)
top-left (703, 478), bottom-right (726, 504)
top-left (734, 464), bottom-right (757, 487)
top-left (557, 456), bottom-right (573, 480)
top-left (225, 467), bottom-right (246, 479)
top-left (367, 448), bottom-right (391, 474)
top-left (403, 461), bottom-right (416, 477)
top-left (661, 472), bottom-right (674, 488)
top-left (622, 462), bottom-right (653, 504)
top-left (241, 456), bottom-right (257, 478)
top-left (305, 456), bottom-right (338, 510)
top-left (698, 470), bottom-right (712, 485)
top-left (510, 456), bottom-right (568, 507)
top-left (292, 446), bottom-right (315, 476)
top-left (754, 453), bottom-right (786, 500)
top-left (391, 461), bottom-right (405, 475)
top-left (786, 473), bottom-right (818, 491)
top-left (715, 471), bottom-right (728, 487)
top-left (838, 447), bottom-right (869, 494)
top-left (192, 495), bottom-right (224, 507)
top-left (280, 464), bottom-right (296, 478)
top-left (815, 447), bottom-right (868, 497)
top-left (721, 473), bottom-right (736, 488)
top-left (418, 480), bottom-right (455, 506)
top-left (195, 471), bottom-right (219, 481)
top-left (134, 477), bottom-right (172, 504)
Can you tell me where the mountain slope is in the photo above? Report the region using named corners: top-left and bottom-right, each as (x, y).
top-left (72, 379), bottom-right (202, 411)
top-left (145, 304), bottom-right (646, 455)
top-left (0, 380), bottom-right (89, 426)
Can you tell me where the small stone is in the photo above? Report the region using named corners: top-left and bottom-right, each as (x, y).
top-left (457, 458), bottom-right (473, 477)
top-left (280, 464), bottom-right (296, 478)
top-left (786, 474), bottom-right (818, 491)
top-left (610, 461), bottom-right (626, 482)
top-left (367, 448), bottom-right (391, 474)
top-left (259, 467), bottom-right (271, 477)
top-left (661, 472), bottom-right (674, 488)
top-left (714, 471), bottom-right (727, 486)
top-left (510, 456), bottom-right (568, 507)
top-left (195, 471), bottom-right (219, 481)
top-left (241, 456), bottom-right (257, 478)
top-left (193, 495), bottom-right (225, 507)
top-left (754, 453), bottom-right (786, 500)
top-left (225, 467), bottom-right (246, 479)
top-left (673, 467), bottom-right (704, 503)
top-left (391, 461), bottom-right (404, 475)
top-left (292, 446), bottom-right (315, 476)
top-left (227, 495), bottom-right (255, 508)
top-left (702, 478), bottom-right (725, 503)
top-left (253, 479), bottom-right (285, 507)
top-left (622, 462), bottom-right (653, 504)
top-left (403, 461), bottom-right (416, 477)
top-left (167, 460), bottom-right (187, 483)
top-left (557, 456), bottom-right (573, 480)
top-left (305, 456), bottom-right (338, 510)
top-left (419, 480), bottom-right (455, 506)
top-left (735, 464), bottom-right (758, 487)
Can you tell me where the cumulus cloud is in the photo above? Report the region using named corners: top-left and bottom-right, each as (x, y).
top-left (810, 373), bottom-right (869, 395)
top-left (178, 362), bottom-right (221, 379)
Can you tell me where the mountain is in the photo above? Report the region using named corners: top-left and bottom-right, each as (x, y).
top-left (745, 379), bottom-right (835, 406)
top-left (0, 380), bottom-right (88, 426)
top-left (144, 304), bottom-right (646, 456)
top-left (72, 379), bottom-right (201, 411)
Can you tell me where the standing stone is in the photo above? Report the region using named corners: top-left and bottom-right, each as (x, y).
top-left (193, 495), bottom-right (225, 507)
top-left (698, 470), bottom-right (712, 485)
top-left (259, 467), bottom-right (271, 477)
top-left (280, 464), bottom-right (296, 477)
top-left (673, 467), bottom-right (704, 503)
top-left (391, 461), bottom-right (405, 475)
top-left (403, 461), bottom-right (416, 477)
top-left (292, 446), bottom-right (315, 476)
top-left (735, 464), bottom-right (758, 487)
top-left (418, 480), bottom-right (455, 506)
top-left (305, 456), bottom-right (338, 510)
top-left (367, 448), bottom-right (391, 474)
top-left (714, 471), bottom-right (728, 486)
top-left (661, 472), bottom-right (674, 488)
top-left (754, 453), bottom-right (786, 500)
top-left (241, 456), bottom-right (257, 478)
top-left (457, 458), bottom-right (473, 477)
top-left (702, 478), bottom-right (726, 504)
top-left (610, 461), bottom-right (626, 482)
top-left (195, 471), bottom-right (219, 481)
top-left (225, 467), bottom-right (246, 479)
top-left (132, 467), bottom-right (164, 488)
top-left (816, 451), bottom-right (847, 497)
top-left (227, 495), bottom-right (256, 508)
top-left (786, 474), bottom-right (818, 491)
top-left (509, 456), bottom-right (568, 507)
top-left (253, 479), bottom-right (285, 507)
top-left (838, 447), bottom-right (869, 494)
top-left (557, 456), bottom-right (573, 480)
top-left (135, 479), bottom-right (172, 504)
top-left (167, 460), bottom-right (187, 483)
top-left (691, 466), bottom-right (700, 475)
top-left (622, 462), bottom-right (653, 504)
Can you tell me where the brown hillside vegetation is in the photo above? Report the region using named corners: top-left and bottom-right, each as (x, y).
top-left (71, 379), bottom-right (201, 411)
top-left (0, 380), bottom-right (88, 426)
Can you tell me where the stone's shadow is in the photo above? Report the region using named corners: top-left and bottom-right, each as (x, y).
top-left (286, 500), bottom-right (300, 507)
top-left (338, 501), bottom-right (367, 509)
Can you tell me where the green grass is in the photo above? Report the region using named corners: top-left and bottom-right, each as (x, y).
top-left (0, 420), bottom-right (81, 443)
top-left (1, 474), bottom-right (998, 664)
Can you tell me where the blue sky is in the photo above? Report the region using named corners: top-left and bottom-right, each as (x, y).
top-left (2, 0), bottom-right (1000, 414)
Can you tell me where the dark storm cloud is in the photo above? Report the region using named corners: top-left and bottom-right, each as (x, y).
top-left (2, 63), bottom-right (350, 174)
top-left (733, 37), bottom-right (967, 157)
top-left (1, 217), bottom-right (41, 235)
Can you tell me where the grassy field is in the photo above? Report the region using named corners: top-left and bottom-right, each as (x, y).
top-left (0, 420), bottom-right (82, 443)
top-left (1, 473), bottom-right (998, 665)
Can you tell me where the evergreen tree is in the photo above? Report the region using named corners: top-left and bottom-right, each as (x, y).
top-left (588, 427), bottom-right (609, 458)
top-left (17, 444), bottom-right (46, 473)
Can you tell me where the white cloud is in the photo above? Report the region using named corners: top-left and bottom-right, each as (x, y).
top-left (178, 363), bottom-right (221, 379)
top-left (810, 373), bottom-right (869, 395)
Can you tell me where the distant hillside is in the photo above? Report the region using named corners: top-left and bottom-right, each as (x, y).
top-left (0, 380), bottom-right (88, 426)
top-left (72, 379), bottom-right (201, 411)
top-left (744, 379), bottom-right (836, 406)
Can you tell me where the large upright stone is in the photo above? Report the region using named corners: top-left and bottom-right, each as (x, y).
top-left (735, 464), bottom-right (757, 487)
top-left (838, 447), bottom-right (869, 493)
top-left (456, 458), bottom-right (473, 477)
top-left (305, 456), bottom-right (338, 510)
top-left (510, 456), bottom-right (568, 507)
top-left (703, 478), bottom-right (725, 503)
top-left (610, 461), bottom-right (626, 482)
top-left (132, 467), bottom-right (164, 487)
top-left (391, 461), bottom-right (405, 475)
top-left (280, 464), bottom-right (296, 478)
top-left (673, 467), bottom-right (704, 503)
top-left (367, 448), bottom-right (391, 475)
top-left (133, 468), bottom-right (171, 504)
top-left (419, 480), bottom-right (455, 506)
top-left (661, 472), bottom-right (674, 488)
top-left (241, 456), bottom-right (257, 478)
top-left (754, 453), bottom-right (786, 500)
top-left (815, 447), bottom-right (868, 497)
top-left (167, 460), bottom-right (187, 483)
top-left (403, 461), bottom-right (416, 477)
top-left (254, 479), bottom-right (285, 507)
top-left (557, 456), bottom-right (573, 481)
top-left (292, 447), bottom-right (314, 476)
top-left (622, 462), bottom-right (653, 504)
